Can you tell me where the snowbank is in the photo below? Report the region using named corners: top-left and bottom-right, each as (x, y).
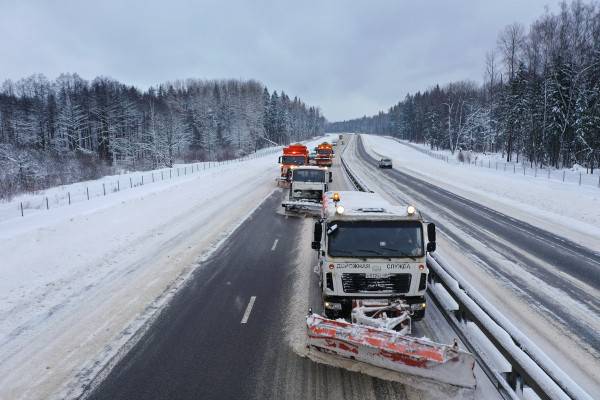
top-left (0, 136), bottom-right (330, 399)
top-left (361, 135), bottom-right (600, 249)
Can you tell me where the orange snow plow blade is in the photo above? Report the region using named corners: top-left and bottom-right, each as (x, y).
top-left (306, 313), bottom-right (476, 388)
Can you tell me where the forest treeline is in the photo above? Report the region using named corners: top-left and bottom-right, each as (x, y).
top-left (0, 75), bottom-right (325, 199)
top-left (329, 0), bottom-right (600, 172)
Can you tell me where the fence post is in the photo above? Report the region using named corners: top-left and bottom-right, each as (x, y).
top-left (161, 171), bottom-right (164, 180)
top-left (184, 167), bottom-right (187, 176)
top-left (152, 173), bottom-right (155, 183)
top-left (170, 169), bottom-right (172, 179)
top-left (46, 197), bottom-right (49, 209)
top-left (523, 166), bottom-right (526, 175)
top-left (130, 177), bottom-right (133, 188)
top-left (562, 171), bottom-right (566, 182)
top-left (20, 202), bottom-right (24, 217)
top-left (513, 164), bottom-right (516, 173)
top-left (488, 160), bottom-right (491, 168)
top-left (598, 174), bottom-right (600, 188)
top-left (68, 192), bottom-right (71, 205)
top-left (103, 183), bottom-right (106, 195)
top-left (534, 167), bottom-right (537, 178)
top-left (87, 187), bottom-right (90, 200)
top-left (117, 180), bottom-right (120, 191)
top-left (579, 173), bottom-right (582, 186)
top-left (177, 168), bottom-right (180, 177)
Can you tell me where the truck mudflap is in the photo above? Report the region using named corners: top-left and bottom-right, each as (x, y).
top-left (306, 313), bottom-right (477, 388)
top-left (282, 200), bottom-right (322, 215)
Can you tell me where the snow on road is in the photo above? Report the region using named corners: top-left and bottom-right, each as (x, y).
top-left (0, 146), bottom-right (303, 399)
top-left (361, 134), bottom-right (600, 250)
top-left (352, 134), bottom-right (600, 396)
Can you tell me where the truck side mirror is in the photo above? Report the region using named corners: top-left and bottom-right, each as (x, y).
top-left (312, 222), bottom-right (322, 250)
top-left (427, 223), bottom-right (436, 253)
top-left (427, 223), bottom-right (436, 242)
top-left (278, 156), bottom-right (282, 163)
top-left (329, 172), bottom-right (333, 183)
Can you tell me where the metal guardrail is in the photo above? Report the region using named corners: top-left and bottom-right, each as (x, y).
top-left (340, 134), bottom-right (593, 400)
top-left (339, 137), bottom-right (371, 192)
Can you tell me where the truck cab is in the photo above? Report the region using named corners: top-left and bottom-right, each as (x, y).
top-left (312, 191), bottom-right (436, 321)
top-left (315, 142), bottom-right (334, 167)
top-left (282, 166), bottom-right (332, 214)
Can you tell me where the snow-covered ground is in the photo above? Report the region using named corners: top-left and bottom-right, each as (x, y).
top-left (0, 138), bottom-right (327, 400)
top-left (0, 146), bottom-right (280, 224)
top-left (362, 134), bottom-right (600, 250)
top-left (398, 139), bottom-right (600, 188)
top-left (352, 134), bottom-right (600, 396)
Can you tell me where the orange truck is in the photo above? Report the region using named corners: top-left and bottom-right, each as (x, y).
top-left (278, 143), bottom-right (309, 183)
top-left (315, 142), bottom-right (334, 167)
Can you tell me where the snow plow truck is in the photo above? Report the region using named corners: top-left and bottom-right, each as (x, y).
top-left (315, 142), bottom-right (334, 167)
top-left (306, 191), bottom-right (476, 388)
top-left (282, 166), bottom-right (332, 215)
top-left (278, 143), bottom-right (309, 186)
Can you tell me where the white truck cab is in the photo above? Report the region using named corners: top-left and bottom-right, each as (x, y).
top-left (282, 166), bottom-right (332, 214)
top-left (312, 191), bottom-right (436, 320)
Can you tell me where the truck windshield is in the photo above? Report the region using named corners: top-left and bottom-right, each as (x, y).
top-left (293, 169), bottom-right (325, 182)
top-left (328, 220), bottom-right (423, 258)
top-left (317, 149), bottom-right (331, 155)
top-left (281, 155), bottom-right (305, 165)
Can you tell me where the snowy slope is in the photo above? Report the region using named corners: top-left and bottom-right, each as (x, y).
top-left (361, 134), bottom-right (600, 249)
top-left (0, 138), bottom-right (327, 400)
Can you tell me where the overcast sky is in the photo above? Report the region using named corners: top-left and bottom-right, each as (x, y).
top-left (0, 0), bottom-right (555, 120)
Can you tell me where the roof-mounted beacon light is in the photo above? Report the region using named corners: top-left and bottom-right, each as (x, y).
top-left (407, 205), bottom-right (416, 215)
top-left (332, 192), bottom-right (341, 203)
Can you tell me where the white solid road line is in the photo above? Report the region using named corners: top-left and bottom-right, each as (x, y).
top-left (271, 239), bottom-right (279, 251)
top-left (240, 296), bottom-right (257, 324)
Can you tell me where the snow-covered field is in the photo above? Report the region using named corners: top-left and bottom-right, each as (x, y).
top-left (398, 139), bottom-right (600, 188)
top-left (0, 146), bottom-right (280, 224)
top-left (0, 137), bottom-right (327, 400)
top-left (362, 134), bottom-right (600, 249)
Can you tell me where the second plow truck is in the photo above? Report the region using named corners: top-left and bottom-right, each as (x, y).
top-left (315, 142), bottom-right (334, 167)
top-left (306, 191), bottom-right (476, 389)
top-left (278, 143), bottom-right (309, 186)
top-left (282, 166), bottom-right (332, 215)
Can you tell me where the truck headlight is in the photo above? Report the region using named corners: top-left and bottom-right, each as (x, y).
top-left (411, 302), bottom-right (427, 311)
top-left (324, 301), bottom-right (342, 310)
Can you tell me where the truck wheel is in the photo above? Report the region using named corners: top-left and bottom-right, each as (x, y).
top-left (412, 309), bottom-right (426, 321)
top-left (324, 309), bottom-right (338, 319)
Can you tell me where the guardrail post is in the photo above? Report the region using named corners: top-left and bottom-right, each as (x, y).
top-left (141, 175), bottom-right (144, 185)
top-left (20, 202), bottom-right (24, 217)
top-left (562, 170), bottom-right (566, 182)
top-left (46, 197), bottom-right (49, 209)
top-left (68, 192), bottom-right (71, 205)
top-left (579, 173), bottom-right (582, 186)
top-left (103, 183), bottom-right (106, 195)
top-left (87, 187), bottom-right (90, 200)
top-left (117, 180), bottom-right (120, 191)
top-left (130, 177), bottom-right (133, 188)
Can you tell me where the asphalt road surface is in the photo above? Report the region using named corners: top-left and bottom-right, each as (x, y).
top-left (87, 139), bottom-right (485, 400)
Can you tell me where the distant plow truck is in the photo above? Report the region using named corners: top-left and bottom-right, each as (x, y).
top-left (315, 142), bottom-right (334, 167)
top-left (277, 143), bottom-right (309, 187)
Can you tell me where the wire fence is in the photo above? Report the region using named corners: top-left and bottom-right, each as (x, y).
top-left (3, 146), bottom-right (281, 220)
top-left (397, 139), bottom-right (600, 188)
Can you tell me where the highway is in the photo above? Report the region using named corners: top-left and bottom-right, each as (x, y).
top-left (87, 138), bottom-right (501, 400)
top-left (346, 135), bottom-right (600, 396)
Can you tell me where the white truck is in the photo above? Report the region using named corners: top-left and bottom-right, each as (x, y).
top-left (311, 191), bottom-right (436, 321)
top-left (282, 166), bottom-right (332, 214)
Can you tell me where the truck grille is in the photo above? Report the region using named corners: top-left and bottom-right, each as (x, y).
top-left (341, 273), bottom-right (412, 294)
